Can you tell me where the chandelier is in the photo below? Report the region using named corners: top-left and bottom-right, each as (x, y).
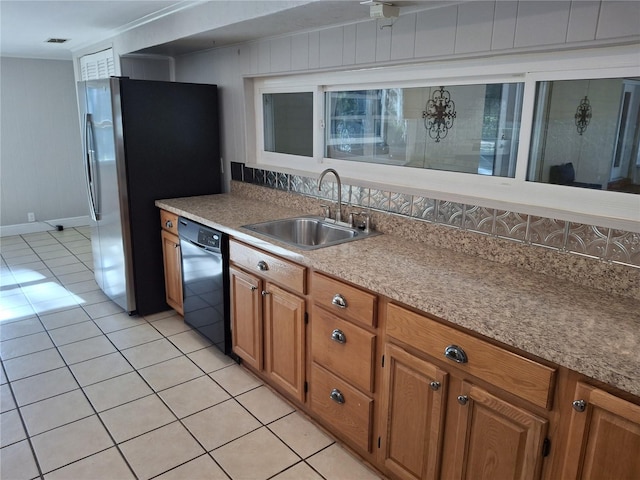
top-left (422, 86), bottom-right (457, 143)
top-left (575, 96), bottom-right (592, 135)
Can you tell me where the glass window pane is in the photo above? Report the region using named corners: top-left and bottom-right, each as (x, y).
top-left (527, 78), bottom-right (640, 194)
top-left (263, 92), bottom-right (313, 157)
top-left (325, 83), bottom-right (523, 178)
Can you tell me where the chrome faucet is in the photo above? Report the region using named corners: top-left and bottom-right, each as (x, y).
top-left (318, 168), bottom-right (342, 223)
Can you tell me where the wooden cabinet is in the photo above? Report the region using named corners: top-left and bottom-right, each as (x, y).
top-left (559, 382), bottom-right (640, 479)
top-left (381, 302), bottom-right (554, 480)
top-left (229, 239), bottom-right (305, 294)
top-left (378, 343), bottom-right (448, 480)
top-left (222, 236), bottom-right (639, 480)
top-left (229, 240), bottom-right (306, 403)
top-left (311, 305), bottom-right (376, 392)
top-left (450, 382), bottom-right (548, 480)
top-left (312, 272), bottom-right (376, 327)
top-left (309, 272), bottom-right (378, 455)
top-left (160, 210), bottom-right (183, 315)
top-left (385, 302), bottom-right (555, 410)
top-left (310, 363), bottom-right (374, 452)
top-left (263, 282), bottom-right (306, 402)
top-left (229, 266), bottom-right (262, 370)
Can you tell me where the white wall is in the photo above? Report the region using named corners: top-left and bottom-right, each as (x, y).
top-left (0, 57), bottom-right (86, 230)
top-left (171, 0), bottom-right (640, 181)
top-left (120, 55), bottom-right (173, 81)
top-left (174, 46), bottom-right (250, 190)
top-left (73, 1), bottom-right (314, 61)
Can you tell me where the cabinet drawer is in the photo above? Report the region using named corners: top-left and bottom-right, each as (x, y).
top-left (310, 363), bottom-right (373, 453)
top-left (160, 210), bottom-right (179, 236)
top-left (386, 303), bottom-right (556, 409)
top-left (229, 239), bottom-right (305, 295)
top-left (312, 272), bottom-right (376, 327)
top-left (312, 305), bottom-right (376, 393)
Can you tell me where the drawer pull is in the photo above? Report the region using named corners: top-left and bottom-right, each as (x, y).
top-left (444, 345), bottom-right (468, 364)
top-left (429, 381), bottom-right (441, 391)
top-left (331, 329), bottom-right (346, 344)
top-left (331, 294), bottom-right (347, 309)
top-left (572, 399), bottom-right (587, 412)
top-left (457, 395), bottom-right (469, 405)
top-left (330, 388), bottom-right (345, 404)
top-left (257, 260), bottom-right (269, 271)
top-left (165, 220), bottom-right (173, 228)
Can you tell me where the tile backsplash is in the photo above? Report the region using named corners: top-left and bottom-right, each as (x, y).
top-left (231, 163), bottom-right (639, 299)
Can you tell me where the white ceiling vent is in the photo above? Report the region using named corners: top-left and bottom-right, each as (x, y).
top-left (46, 38), bottom-right (69, 44)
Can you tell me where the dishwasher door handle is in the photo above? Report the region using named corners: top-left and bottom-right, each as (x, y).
top-left (181, 237), bottom-right (215, 252)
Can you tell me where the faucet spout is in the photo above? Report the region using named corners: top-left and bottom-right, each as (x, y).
top-left (318, 168), bottom-right (342, 223)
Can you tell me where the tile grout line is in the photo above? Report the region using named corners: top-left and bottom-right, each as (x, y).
top-left (73, 303), bottom-right (240, 478)
top-left (3, 227), bottom-right (373, 480)
top-left (262, 416), bottom-right (332, 480)
top-left (138, 316), bottom-right (335, 478)
top-left (135, 319), bottom-right (251, 478)
top-left (3, 229), bottom-right (139, 480)
top-left (0, 356), bottom-right (46, 479)
top-left (1, 228), bottom-right (95, 326)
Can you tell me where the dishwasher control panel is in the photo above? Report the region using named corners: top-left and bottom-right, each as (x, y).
top-left (178, 217), bottom-right (223, 253)
top-left (198, 229), bottom-right (220, 249)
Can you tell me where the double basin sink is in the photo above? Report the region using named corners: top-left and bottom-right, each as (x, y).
top-left (243, 216), bottom-right (379, 250)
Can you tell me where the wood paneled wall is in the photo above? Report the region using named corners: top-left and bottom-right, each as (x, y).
top-left (174, 1), bottom-right (640, 179)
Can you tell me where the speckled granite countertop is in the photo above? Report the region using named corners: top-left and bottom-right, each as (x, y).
top-left (156, 194), bottom-right (640, 397)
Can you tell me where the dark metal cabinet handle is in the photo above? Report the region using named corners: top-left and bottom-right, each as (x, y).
top-left (430, 381), bottom-right (441, 391)
top-left (331, 329), bottom-right (346, 344)
top-left (444, 345), bottom-right (468, 364)
top-left (261, 290), bottom-right (270, 296)
top-left (250, 286), bottom-right (257, 291)
top-left (330, 388), bottom-right (345, 404)
top-left (165, 220), bottom-right (173, 229)
top-left (572, 399), bottom-right (587, 412)
top-left (457, 395), bottom-right (468, 405)
top-left (331, 294), bottom-right (347, 308)
top-left (257, 260), bottom-right (268, 271)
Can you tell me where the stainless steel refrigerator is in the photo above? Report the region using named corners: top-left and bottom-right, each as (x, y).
top-left (78, 77), bottom-right (221, 316)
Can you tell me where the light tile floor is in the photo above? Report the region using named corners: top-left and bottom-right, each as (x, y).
top-left (0, 227), bottom-right (381, 480)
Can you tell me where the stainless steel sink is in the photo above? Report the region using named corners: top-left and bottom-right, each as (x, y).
top-left (243, 216), bottom-right (379, 250)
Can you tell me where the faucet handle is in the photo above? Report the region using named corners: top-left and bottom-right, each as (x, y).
top-left (320, 204), bottom-right (331, 219)
top-left (353, 212), bottom-right (372, 233)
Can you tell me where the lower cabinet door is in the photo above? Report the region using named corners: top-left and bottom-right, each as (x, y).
top-left (560, 382), bottom-right (640, 479)
top-left (161, 229), bottom-right (183, 315)
top-left (263, 282), bottom-right (306, 403)
top-left (230, 266), bottom-right (262, 370)
top-left (451, 381), bottom-right (548, 480)
top-left (379, 344), bottom-right (448, 480)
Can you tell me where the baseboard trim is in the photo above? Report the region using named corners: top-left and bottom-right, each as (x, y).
top-left (0, 216), bottom-right (90, 237)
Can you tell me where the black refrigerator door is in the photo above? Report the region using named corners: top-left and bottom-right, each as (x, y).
top-left (118, 78), bottom-right (221, 315)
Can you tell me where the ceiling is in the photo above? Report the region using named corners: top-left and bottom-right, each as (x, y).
top-left (0, 1), bottom-right (185, 60)
top-left (0, 0), bottom-right (445, 61)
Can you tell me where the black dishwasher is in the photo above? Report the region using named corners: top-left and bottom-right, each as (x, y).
top-left (177, 217), bottom-right (231, 355)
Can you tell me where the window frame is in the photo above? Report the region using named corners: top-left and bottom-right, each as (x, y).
top-left (254, 84), bottom-right (323, 169)
top-left (251, 44), bottom-right (640, 231)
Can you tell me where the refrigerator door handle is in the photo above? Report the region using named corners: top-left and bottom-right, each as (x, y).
top-left (84, 113), bottom-right (100, 221)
